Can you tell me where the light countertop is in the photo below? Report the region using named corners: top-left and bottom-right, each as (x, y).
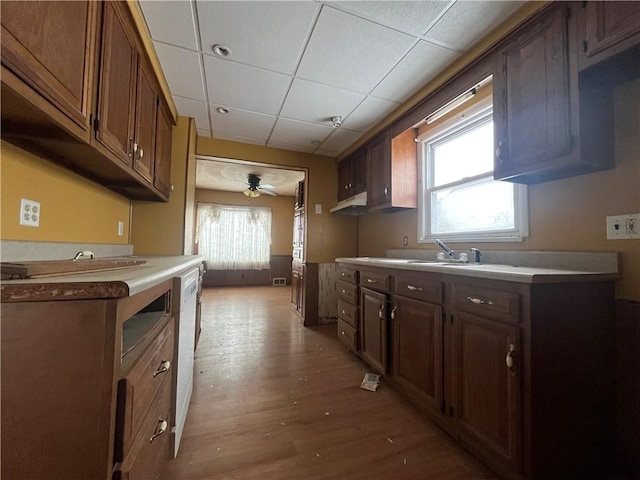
top-left (336, 256), bottom-right (620, 284)
top-left (1, 255), bottom-right (206, 302)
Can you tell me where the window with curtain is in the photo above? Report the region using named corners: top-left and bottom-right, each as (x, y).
top-left (196, 203), bottom-right (272, 270)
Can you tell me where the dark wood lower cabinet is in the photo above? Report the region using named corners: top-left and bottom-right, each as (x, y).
top-left (453, 312), bottom-right (521, 475)
top-left (391, 295), bottom-right (443, 417)
top-left (359, 287), bottom-right (388, 374)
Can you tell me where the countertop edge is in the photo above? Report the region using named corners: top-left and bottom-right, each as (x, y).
top-left (335, 257), bottom-right (620, 284)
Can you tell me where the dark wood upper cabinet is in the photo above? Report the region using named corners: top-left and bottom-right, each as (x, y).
top-left (1, 0), bottom-right (175, 201)
top-left (583, 1), bottom-right (640, 64)
top-left (493, 3), bottom-right (619, 184)
top-left (154, 103), bottom-right (173, 198)
top-left (367, 129), bottom-right (417, 211)
top-left (95, 1), bottom-right (137, 166)
top-left (337, 148), bottom-right (366, 201)
top-left (493, 6), bottom-right (574, 183)
top-left (0, 1), bottom-right (98, 137)
top-left (133, 61), bottom-right (157, 183)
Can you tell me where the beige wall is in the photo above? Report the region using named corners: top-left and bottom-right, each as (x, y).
top-left (196, 137), bottom-right (357, 263)
top-left (358, 79), bottom-right (640, 301)
top-left (194, 189), bottom-right (295, 256)
top-left (0, 141), bottom-right (131, 244)
top-left (131, 117), bottom-right (196, 255)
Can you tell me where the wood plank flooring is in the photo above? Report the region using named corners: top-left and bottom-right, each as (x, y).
top-left (164, 286), bottom-right (496, 480)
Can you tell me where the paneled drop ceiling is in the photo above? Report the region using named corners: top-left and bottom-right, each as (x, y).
top-left (139, 0), bottom-right (524, 158)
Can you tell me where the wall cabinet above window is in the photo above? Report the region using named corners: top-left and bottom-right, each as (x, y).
top-left (1, 0), bottom-right (175, 202)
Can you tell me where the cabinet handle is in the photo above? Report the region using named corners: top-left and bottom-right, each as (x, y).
top-left (384, 187), bottom-right (388, 196)
top-left (506, 344), bottom-right (516, 369)
top-left (137, 147), bottom-right (144, 160)
top-left (344, 185), bottom-right (349, 190)
top-left (390, 306), bottom-right (397, 320)
top-left (340, 330), bottom-right (346, 336)
top-left (367, 279), bottom-right (378, 284)
top-left (153, 360), bottom-right (171, 377)
top-left (378, 305), bottom-right (385, 319)
top-left (149, 419), bottom-right (168, 443)
top-left (407, 285), bottom-right (423, 292)
top-left (128, 138), bottom-right (137, 158)
top-left (341, 310), bottom-right (346, 314)
top-left (466, 296), bottom-right (494, 306)
top-left (495, 141), bottom-right (504, 164)
top-left (342, 289), bottom-right (346, 294)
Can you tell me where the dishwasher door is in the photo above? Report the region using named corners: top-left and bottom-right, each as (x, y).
top-left (172, 266), bottom-right (199, 457)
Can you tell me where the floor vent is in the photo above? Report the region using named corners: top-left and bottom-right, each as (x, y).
top-left (272, 277), bottom-right (286, 286)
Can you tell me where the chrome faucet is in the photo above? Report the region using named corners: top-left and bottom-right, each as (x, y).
top-left (435, 239), bottom-right (455, 259)
top-left (470, 247), bottom-right (482, 263)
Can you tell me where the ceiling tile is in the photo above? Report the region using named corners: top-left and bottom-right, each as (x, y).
top-left (342, 96), bottom-right (400, 132)
top-left (268, 141), bottom-right (316, 154)
top-left (269, 118), bottom-right (334, 148)
top-left (330, 1), bottom-right (451, 37)
top-left (196, 1), bottom-right (319, 75)
top-left (139, 0), bottom-right (198, 50)
top-left (372, 40), bottom-right (458, 102)
top-left (280, 79), bottom-right (365, 126)
top-left (425, 1), bottom-right (523, 51)
top-left (211, 131), bottom-right (267, 147)
top-left (296, 6), bottom-right (416, 93)
top-left (318, 128), bottom-right (363, 155)
top-left (204, 56), bottom-right (291, 115)
top-left (210, 107), bottom-right (276, 141)
top-left (173, 96), bottom-right (209, 132)
top-left (154, 43), bottom-right (205, 101)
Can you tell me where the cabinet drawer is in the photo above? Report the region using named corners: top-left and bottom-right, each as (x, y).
top-left (114, 376), bottom-right (172, 480)
top-left (361, 270), bottom-right (390, 291)
top-left (453, 284), bottom-right (520, 324)
top-left (338, 267), bottom-right (358, 284)
top-left (115, 319), bottom-right (175, 461)
top-left (338, 299), bottom-right (357, 328)
top-left (338, 280), bottom-right (358, 304)
top-left (395, 274), bottom-right (442, 304)
top-left (337, 319), bottom-right (358, 351)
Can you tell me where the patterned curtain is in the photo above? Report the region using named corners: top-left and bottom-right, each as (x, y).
top-left (196, 203), bottom-right (272, 270)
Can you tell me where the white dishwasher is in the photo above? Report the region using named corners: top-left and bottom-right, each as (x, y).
top-left (171, 266), bottom-right (199, 457)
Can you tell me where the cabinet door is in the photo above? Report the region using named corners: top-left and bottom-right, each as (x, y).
top-left (337, 158), bottom-right (351, 201)
top-left (1, 1), bottom-right (98, 133)
top-left (350, 148), bottom-right (367, 196)
top-left (585, 1), bottom-right (640, 58)
top-left (392, 296), bottom-right (443, 416)
top-left (154, 103), bottom-right (172, 197)
top-left (453, 312), bottom-right (520, 472)
top-left (95, 1), bottom-right (137, 166)
top-left (493, 6), bottom-right (572, 181)
top-left (367, 132), bottom-right (391, 208)
top-left (359, 287), bottom-right (387, 374)
top-left (133, 61), bottom-right (157, 183)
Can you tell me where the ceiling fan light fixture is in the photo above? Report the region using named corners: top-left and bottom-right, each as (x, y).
top-left (243, 188), bottom-right (260, 198)
top-left (212, 44), bottom-right (232, 57)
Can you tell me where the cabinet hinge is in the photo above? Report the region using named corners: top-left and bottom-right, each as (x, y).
top-left (93, 117), bottom-right (99, 132)
top-left (582, 40), bottom-right (588, 53)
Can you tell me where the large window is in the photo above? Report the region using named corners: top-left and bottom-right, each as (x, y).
top-left (196, 203), bottom-right (272, 270)
top-left (418, 95), bottom-right (528, 243)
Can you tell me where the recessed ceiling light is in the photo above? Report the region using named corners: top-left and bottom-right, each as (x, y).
top-left (212, 44), bottom-right (231, 57)
top-left (216, 107), bottom-right (229, 114)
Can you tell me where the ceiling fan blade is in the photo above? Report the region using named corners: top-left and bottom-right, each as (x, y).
top-left (260, 183), bottom-right (274, 189)
top-left (259, 187), bottom-right (277, 196)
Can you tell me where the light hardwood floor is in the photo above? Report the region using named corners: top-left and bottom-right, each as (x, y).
top-left (164, 286), bottom-right (496, 480)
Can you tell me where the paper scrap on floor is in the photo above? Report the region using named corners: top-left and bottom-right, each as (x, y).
top-left (360, 373), bottom-right (381, 391)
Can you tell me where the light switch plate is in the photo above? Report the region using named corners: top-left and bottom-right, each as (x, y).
top-left (606, 214), bottom-right (640, 239)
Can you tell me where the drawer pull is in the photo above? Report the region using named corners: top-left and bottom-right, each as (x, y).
top-left (407, 285), bottom-right (423, 292)
top-left (153, 360), bottom-right (171, 377)
top-left (390, 306), bottom-right (397, 320)
top-left (342, 289), bottom-right (347, 294)
top-left (341, 331), bottom-right (346, 336)
top-left (467, 296), bottom-right (494, 306)
top-left (149, 419), bottom-right (168, 443)
top-left (506, 344), bottom-right (516, 369)
top-left (367, 279), bottom-right (378, 284)
top-left (341, 310), bottom-right (346, 314)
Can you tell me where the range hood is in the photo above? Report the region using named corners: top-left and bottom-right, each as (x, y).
top-left (330, 191), bottom-right (368, 215)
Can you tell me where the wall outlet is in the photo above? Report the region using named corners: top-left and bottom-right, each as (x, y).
top-left (606, 214), bottom-right (640, 239)
top-left (118, 221), bottom-right (124, 236)
top-left (403, 235), bottom-right (408, 247)
top-left (20, 198), bottom-right (40, 227)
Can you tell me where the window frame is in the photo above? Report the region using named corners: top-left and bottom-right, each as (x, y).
top-left (417, 95), bottom-right (529, 243)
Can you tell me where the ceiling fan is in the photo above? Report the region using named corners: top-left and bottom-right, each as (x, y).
top-left (243, 174), bottom-right (276, 197)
